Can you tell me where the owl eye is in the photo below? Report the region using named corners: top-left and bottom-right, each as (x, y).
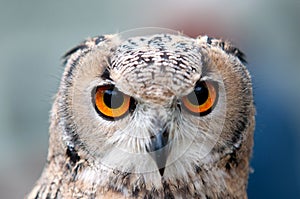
top-left (181, 81), bottom-right (218, 116)
top-left (94, 85), bottom-right (133, 119)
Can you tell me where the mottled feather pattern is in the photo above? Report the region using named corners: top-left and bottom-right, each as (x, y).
top-left (27, 30), bottom-right (254, 199)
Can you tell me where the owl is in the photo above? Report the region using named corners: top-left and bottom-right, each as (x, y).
top-left (27, 29), bottom-right (255, 199)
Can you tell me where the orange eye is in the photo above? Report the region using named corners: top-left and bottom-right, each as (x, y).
top-left (182, 81), bottom-right (218, 116)
top-left (94, 85), bottom-right (133, 119)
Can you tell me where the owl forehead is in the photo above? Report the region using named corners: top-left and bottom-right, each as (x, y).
top-left (109, 34), bottom-right (202, 103)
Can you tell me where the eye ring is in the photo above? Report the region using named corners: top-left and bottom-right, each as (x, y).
top-left (181, 81), bottom-right (218, 116)
top-left (93, 85), bottom-right (134, 120)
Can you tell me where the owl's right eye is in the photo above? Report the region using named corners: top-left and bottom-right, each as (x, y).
top-left (94, 85), bottom-right (134, 119)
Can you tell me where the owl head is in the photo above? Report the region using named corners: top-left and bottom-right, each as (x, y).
top-left (52, 28), bottom-right (254, 192)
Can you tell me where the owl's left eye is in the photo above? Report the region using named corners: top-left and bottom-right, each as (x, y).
top-left (181, 81), bottom-right (218, 116)
top-left (94, 85), bottom-right (134, 119)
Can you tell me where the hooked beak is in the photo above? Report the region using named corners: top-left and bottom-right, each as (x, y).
top-left (146, 128), bottom-right (170, 176)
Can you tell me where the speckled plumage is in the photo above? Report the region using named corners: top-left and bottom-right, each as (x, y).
top-left (28, 30), bottom-right (255, 199)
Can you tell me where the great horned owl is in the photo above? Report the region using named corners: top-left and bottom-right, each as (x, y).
top-left (28, 29), bottom-right (255, 199)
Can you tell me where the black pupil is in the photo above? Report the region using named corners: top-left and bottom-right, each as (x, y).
top-left (103, 89), bottom-right (124, 109)
top-left (187, 82), bottom-right (209, 105)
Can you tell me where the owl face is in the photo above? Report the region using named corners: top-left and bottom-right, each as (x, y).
top-left (59, 30), bottom-right (253, 189)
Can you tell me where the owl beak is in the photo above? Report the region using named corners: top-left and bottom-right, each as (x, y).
top-left (146, 128), bottom-right (170, 176)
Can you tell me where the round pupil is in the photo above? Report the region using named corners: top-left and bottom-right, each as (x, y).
top-left (103, 89), bottom-right (124, 109)
top-left (187, 82), bottom-right (209, 105)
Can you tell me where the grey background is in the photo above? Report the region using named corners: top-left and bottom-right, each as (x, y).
top-left (0, 1), bottom-right (299, 198)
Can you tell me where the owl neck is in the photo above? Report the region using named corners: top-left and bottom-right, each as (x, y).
top-left (42, 141), bottom-right (248, 199)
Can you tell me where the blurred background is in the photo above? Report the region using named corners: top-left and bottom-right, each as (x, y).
top-left (0, 0), bottom-right (299, 198)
